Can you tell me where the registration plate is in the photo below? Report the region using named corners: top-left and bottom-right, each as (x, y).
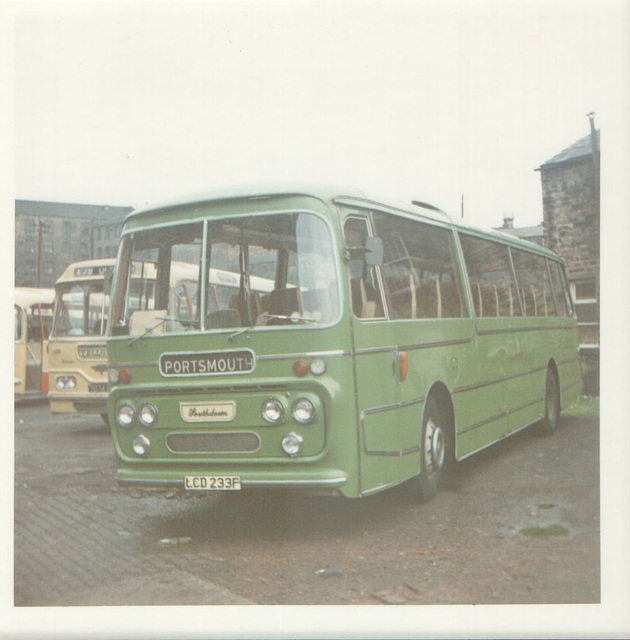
top-left (184, 475), bottom-right (241, 491)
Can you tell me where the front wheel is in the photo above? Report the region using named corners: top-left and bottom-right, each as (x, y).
top-left (539, 367), bottom-right (560, 435)
top-left (415, 396), bottom-right (447, 503)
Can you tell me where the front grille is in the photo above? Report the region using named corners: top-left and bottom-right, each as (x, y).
top-left (167, 432), bottom-right (260, 453)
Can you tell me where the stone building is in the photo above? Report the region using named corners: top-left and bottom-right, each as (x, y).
top-left (537, 119), bottom-right (600, 394)
top-left (15, 200), bottom-right (132, 288)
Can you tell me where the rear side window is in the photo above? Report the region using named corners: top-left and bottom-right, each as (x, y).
top-left (511, 249), bottom-right (556, 317)
top-left (548, 260), bottom-right (572, 317)
top-left (373, 213), bottom-right (464, 320)
top-left (459, 234), bottom-right (519, 317)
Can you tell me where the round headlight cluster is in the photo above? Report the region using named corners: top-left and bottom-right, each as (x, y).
top-left (132, 434), bottom-right (151, 457)
top-left (55, 375), bottom-right (77, 390)
top-left (138, 402), bottom-right (159, 427)
top-left (116, 402), bottom-right (135, 428)
top-left (262, 398), bottom-right (284, 424)
top-left (116, 401), bottom-right (159, 428)
top-left (292, 398), bottom-right (315, 424)
top-left (281, 432), bottom-right (304, 457)
top-left (108, 369), bottom-right (120, 384)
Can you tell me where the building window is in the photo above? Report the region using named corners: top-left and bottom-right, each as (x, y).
top-left (63, 221), bottom-right (71, 255)
top-left (571, 277), bottom-right (599, 349)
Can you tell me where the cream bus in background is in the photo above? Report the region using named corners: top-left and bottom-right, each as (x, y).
top-left (14, 287), bottom-right (55, 399)
top-left (48, 258), bottom-right (201, 420)
top-left (48, 260), bottom-right (117, 420)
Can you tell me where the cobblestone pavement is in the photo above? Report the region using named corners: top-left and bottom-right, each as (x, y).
top-left (14, 403), bottom-right (252, 606)
top-left (14, 400), bottom-right (601, 608)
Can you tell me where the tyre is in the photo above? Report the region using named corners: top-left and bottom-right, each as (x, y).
top-left (539, 367), bottom-right (560, 436)
top-left (416, 395), bottom-right (447, 503)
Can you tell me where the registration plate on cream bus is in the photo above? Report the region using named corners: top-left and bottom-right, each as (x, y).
top-left (184, 475), bottom-right (241, 490)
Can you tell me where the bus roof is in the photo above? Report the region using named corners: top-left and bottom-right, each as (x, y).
top-left (125, 184), bottom-right (559, 260)
top-left (15, 287), bottom-right (55, 308)
top-left (56, 259), bottom-right (117, 284)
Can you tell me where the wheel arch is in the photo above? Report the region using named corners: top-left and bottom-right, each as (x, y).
top-left (424, 380), bottom-right (457, 463)
top-left (546, 358), bottom-right (561, 406)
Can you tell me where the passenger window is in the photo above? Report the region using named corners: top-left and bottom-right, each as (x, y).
top-left (373, 213), bottom-right (464, 320)
top-left (343, 217), bottom-right (385, 319)
top-left (548, 260), bottom-right (571, 317)
top-left (511, 249), bottom-right (555, 317)
top-left (459, 234), bottom-right (519, 318)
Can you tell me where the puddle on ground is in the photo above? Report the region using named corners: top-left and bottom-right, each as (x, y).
top-left (520, 524), bottom-right (570, 537)
top-left (498, 499), bottom-right (574, 538)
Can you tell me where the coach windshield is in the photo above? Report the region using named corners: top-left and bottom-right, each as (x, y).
top-left (110, 212), bottom-right (340, 335)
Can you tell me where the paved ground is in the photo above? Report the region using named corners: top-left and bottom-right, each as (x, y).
top-left (14, 400), bottom-right (600, 607)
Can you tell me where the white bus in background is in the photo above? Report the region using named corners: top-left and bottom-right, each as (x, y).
top-left (14, 287), bottom-right (55, 399)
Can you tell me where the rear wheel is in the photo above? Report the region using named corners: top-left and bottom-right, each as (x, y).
top-left (416, 395), bottom-right (446, 503)
top-left (539, 367), bottom-right (560, 435)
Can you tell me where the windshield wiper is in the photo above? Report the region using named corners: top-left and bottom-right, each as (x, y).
top-left (127, 317), bottom-right (167, 347)
top-left (127, 315), bottom-right (197, 347)
top-left (261, 312), bottom-right (319, 324)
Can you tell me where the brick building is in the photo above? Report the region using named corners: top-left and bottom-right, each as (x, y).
top-left (15, 200), bottom-right (132, 288)
top-left (537, 120), bottom-right (600, 394)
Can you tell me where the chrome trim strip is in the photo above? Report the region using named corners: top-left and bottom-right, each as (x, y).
top-left (355, 337), bottom-right (472, 356)
top-left (400, 337), bottom-right (473, 351)
top-left (457, 415), bottom-right (545, 462)
top-left (116, 476), bottom-right (347, 487)
top-left (48, 392), bottom-right (107, 400)
top-left (557, 357), bottom-right (581, 366)
top-left (257, 349), bottom-right (351, 361)
top-left (242, 477), bottom-right (347, 487)
top-left (476, 325), bottom-right (577, 336)
top-left (360, 397), bottom-right (425, 456)
top-left (458, 397), bottom-right (543, 435)
top-left (360, 478), bottom-right (408, 497)
top-left (453, 364), bottom-right (547, 394)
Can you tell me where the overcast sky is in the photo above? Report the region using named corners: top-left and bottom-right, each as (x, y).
top-left (12, 1), bottom-right (619, 230)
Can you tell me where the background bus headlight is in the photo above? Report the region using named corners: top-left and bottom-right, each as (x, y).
top-left (138, 402), bottom-right (159, 427)
top-left (55, 376), bottom-right (77, 390)
top-left (132, 434), bottom-right (150, 456)
top-left (281, 432), bottom-right (304, 457)
top-left (292, 398), bottom-right (315, 424)
top-left (116, 402), bottom-right (135, 428)
top-left (262, 398), bottom-right (284, 424)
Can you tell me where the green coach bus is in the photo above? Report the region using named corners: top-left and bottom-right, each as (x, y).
top-left (106, 185), bottom-right (581, 501)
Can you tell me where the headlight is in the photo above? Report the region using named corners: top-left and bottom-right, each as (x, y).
top-left (281, 432), bottom-right (304, 457)
top-left (116, 402), bottom-right (135, 428)
top-left (132, 434), bottom-right (150, 457)
top-left (292, 397), bottom-right (315, 424)
top-left (262, 397), bottom-right (284, 424)
top-left (138, 402), bottom-right (159, 427)
top-left (55, 376), bottom-right (77, 390)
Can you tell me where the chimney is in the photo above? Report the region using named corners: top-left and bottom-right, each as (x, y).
top-left (502, 213), bottom-right (514, 229)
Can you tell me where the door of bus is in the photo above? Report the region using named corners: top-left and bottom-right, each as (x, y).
top-left (344, 215), bottom-right (422, 496)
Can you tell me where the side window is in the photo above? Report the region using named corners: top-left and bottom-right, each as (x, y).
top-left (373, 213), bottom-right (464, 320)
top-left (548, 260), bottom-right (571, 317)
top-left (460, 235), bottom-right (519, 318)
top-left (511, 249), bottom-right (555, 317)
top-left (343, 217), bottom-right (385, 319)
